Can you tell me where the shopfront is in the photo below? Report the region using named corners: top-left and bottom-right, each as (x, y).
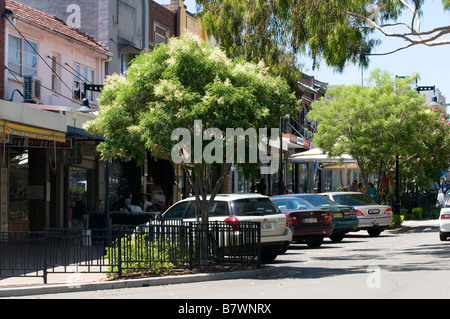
top-left (0, 100), bottom-right (67, 232)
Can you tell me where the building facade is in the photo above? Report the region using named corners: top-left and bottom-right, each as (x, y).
top-left (12, 0), bottom-right (149, 76)
top-left (1, 0), bottom-right (112, 231)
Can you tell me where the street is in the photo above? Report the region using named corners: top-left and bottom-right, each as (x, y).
top-left (9, 220), bottom-right (450, 300)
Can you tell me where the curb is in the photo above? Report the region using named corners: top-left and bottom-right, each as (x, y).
top-left (0, 267), bottom-right (280, 298)
top-left (388, 219), bottom-right (439, 234)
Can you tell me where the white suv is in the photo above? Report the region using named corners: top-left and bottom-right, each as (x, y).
top-left (161, 193), bottom-right (293, 262)
top-left (439, 197), bottom-right (450, 241)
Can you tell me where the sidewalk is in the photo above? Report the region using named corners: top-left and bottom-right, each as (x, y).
top-left (390, 218), bottom-right (440, 233)
top-left (0, 268), bottom-right (277, 298)
top-left (0, 219), bottom-right (441, 298)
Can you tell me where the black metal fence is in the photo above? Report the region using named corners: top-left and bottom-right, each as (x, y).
top-left (0, 221), bottom-right (261, 284)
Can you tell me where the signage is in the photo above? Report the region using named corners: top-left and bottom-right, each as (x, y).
top-left (0, 133), bottom-right (11, 144)
top-left (286, 134), bottom-right (310, 149)
top-left (11, 137), bottom-right (72, 149)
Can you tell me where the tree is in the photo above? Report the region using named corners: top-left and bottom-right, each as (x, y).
top-left (85, 33), bottom-right (299, 223)
top-left (197, 0), bottom-right (450, 80)
top-left (309, 69), bottom-right (450, 200)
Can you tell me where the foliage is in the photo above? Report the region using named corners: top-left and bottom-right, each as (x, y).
top-left (70, 186), bottom-right (86, 196)
top-left (309, 69), bottom-right (450, 199)
top-left (85, 34), bottom-right (299, 223)
top-left (198, 1), bottom-right (450, 94)
top-left (105, 233), bottom-right (184, 276)
top-left (390, 214), bottom-right (404, 228)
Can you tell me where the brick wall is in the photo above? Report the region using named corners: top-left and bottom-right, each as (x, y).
top-left (149, 0), bottom-right (177, 50)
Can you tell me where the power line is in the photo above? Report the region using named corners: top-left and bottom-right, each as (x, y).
top-left (5, 15), bottom-right (76, 98)
top-left (6, 65), bottom-right (82, 105)
top-left (4, 65), bottom-right (38, 103)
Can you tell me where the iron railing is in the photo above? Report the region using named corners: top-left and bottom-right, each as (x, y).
top-left (0, 221), bottom-right (261, 284)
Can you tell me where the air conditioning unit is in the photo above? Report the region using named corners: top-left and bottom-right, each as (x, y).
top-left (23, 75), bottom-right (41, 103)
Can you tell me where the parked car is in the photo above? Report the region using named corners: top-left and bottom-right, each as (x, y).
top-left (158, 193), bottom-right (293, 262)
top-left (270, 197), bottom-right (333, 248)
top-left (320, 192), bottom-right (392, 237)
top-left (276, 194), bottom-right (358, 242)
top-left (439, 204), bottom-right (450, 241)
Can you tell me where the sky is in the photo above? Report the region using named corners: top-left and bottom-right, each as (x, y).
top-left (157, 0), bottom-right (450, 104)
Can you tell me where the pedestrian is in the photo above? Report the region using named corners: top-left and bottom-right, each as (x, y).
top-left (256, 178), bottom-right (267, 195)
top-left (438, 189), bottom-right (445, 207)
top-left (349, 180), bottom-right (358, 191)
top-left (368, 182), bottom-right (376, 200)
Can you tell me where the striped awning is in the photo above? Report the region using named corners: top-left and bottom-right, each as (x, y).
top-left (0, 120), bottom-right (66, 143)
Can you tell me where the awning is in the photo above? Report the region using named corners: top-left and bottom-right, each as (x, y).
top-left (290, 148), bottom-right (356, 166)
top-left (0, 100), bottom-right (67, 143)
top-left (0, 120), bottom-right (66, 143)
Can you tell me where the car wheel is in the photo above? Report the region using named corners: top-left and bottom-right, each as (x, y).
top-left (329, 233), bottom-right (345, 243)
top-left (278, 242), bottom-right (290, 255)
top-left (440, 232), bottom-right (448, 241)
top-left (306, 238), bottom-right (323, 248)
top-left (261, 247), bottom-right (278, 263)
top-left (367, 229), bottom-right (382, 237)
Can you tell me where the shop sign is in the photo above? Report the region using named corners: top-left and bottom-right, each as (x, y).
top-left (0, 133), bottom-right (11, 144)
top-left (288, 134), bottom-right (310, 149)
top-left (11, 137), bottom-right (72, 149)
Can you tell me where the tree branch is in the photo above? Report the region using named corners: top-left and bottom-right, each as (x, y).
top-left (345, 10), bottom-right (450, 47)
top-left (367, 43), bottom-right (415, 56)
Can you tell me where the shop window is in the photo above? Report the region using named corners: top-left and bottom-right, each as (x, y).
top-left (9, 150), bottom-right (29, 222)
top-left (70, 169), bottom-right (88, 227)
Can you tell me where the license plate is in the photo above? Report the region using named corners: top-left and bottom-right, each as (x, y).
top-left (333, 213), bottom-right (343, 218)
top-left (261, 223), bottom-right (274, 231)
top-left (304, 218), bottom-right (317, 223)
top-left (368, 209), bottom-right (380, 214)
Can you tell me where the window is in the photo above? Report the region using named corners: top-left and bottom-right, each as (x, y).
top-left (51, 55), bottom-right (61, 93)
top-left (8, 35), bottom-right (38, 77)
top-left (163, 202), bottom-right (188, 220)
top-left (153, 23), bottom-right (169, 50)
top-left (73, 63), bottom-right (94, 101)
top-left (119, 53), bottom-right (135, 75)
top-left (155, 33), bottom-right (166, 48)
top-left (88, 69), bottom-right (94, 102)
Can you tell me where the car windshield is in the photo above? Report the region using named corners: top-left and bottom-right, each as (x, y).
top-left (272, 198), bottom-right (316, 210)
top-left (232, 198), bottom-right (281, 216)
top-left (296, 195), bottom-right (338, 207)
top-left (331, 193), bottom-right (376, 206)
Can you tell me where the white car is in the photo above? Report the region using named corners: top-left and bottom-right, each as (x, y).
top-left (439, 205), bottom-right (450, 241)
top-left (320, 192), bottom-right (393, 237)
top-left (160, 193), bottom-right (293, 262)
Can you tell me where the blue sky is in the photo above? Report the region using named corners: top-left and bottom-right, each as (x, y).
top-left (158, 1), bottom-right (450, 103)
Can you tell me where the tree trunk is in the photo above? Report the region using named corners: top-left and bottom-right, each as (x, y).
top-left (181, 163), bottom-right (232, 267)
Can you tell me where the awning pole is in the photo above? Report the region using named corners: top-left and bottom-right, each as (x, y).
top-left (2, 118), bottom-right (6, 165)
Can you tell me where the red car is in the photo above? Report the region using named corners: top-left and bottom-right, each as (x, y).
top-left (270, 197), bottom-right (333, 248)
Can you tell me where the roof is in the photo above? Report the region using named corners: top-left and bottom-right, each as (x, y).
top-left (181, 193), bottom-right (268, 202)
top-left (5, 0), bottom-right (111, 56)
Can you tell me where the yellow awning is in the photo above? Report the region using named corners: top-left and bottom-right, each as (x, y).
top-left (0, 120), bottom-right (66, 143)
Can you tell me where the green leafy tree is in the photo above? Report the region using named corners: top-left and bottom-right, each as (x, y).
top-left (85, 34), bottom-right (299, 223)
top-left (309, 69), bottom-right (450, 199)
top-left (197, 0), bottom-right (450, 87)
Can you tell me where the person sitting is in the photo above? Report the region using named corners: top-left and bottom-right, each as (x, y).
top-left (124, 192), bottom-right (143, 212)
